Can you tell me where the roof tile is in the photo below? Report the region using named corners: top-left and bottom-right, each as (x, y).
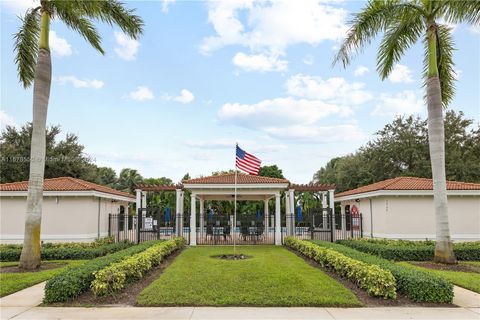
top-left (183, 173), bottom-right (289, 184)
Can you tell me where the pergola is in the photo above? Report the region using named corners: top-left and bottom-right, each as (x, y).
top-left (135, 173), bottom-right (335, 245)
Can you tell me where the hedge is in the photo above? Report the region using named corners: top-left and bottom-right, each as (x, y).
top-left (44, 240), bottom-right (163, 303)
top-left (285, 237), bottom-right (396, 299)
top-left (0, 240), bottom-right (132, 262)
top-left (338, 239), bottom-right (480, 261)
top-left (91, 237), bottom-right (186, 296)
top-left (311, 240), bottom-right (453, 303)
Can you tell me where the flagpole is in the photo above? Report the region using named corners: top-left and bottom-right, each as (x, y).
top-left (234, 143), bottom-right (237, 256)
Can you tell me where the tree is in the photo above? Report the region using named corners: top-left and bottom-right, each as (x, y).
top-left (117, 168), bottom-right (143, 194)
top-left (334, 0), bottom-right (479, 263)
top-left (95, 167), bottom-right (117, 188)
top-left (14, 1), bottom-right (143, 269)
top-left (259, 165), bottom-right (285, 179)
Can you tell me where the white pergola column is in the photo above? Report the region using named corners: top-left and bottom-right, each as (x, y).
top-left (329, 189), bottom-right (335, 240)
top-left (275, 193), bottom-right (281, 245)
top-left (175, 189), bottom-right (182, 236)
top-left (341, 204), bottom-right (346, 234)
top-left (264, 198), bottom-right (269, 234)
top-left (199, 198), bottom-right (205, 237)
top-left (190, 193), bottom-right (197, 246)
top-left (289, 189), bottom-right (295, 236)
top-left (322, 192), bottom-right (328, 229)
top-left (141, 192), bottom-right (147, 228)
top-left (135, 189), bottom-right (142, 214)
top-left (285, 193), bottom-right (290, 236)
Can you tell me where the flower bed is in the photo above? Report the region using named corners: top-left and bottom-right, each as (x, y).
top-left (91, 237), bottom-right (186, 296)
top-left (44, 240), bottom-right (163, 303)
top-left (312, 240), bottom-right (453, 303)
top-left (285, 237), bottom-right (396, 299)
top-left (338, 239), bottom-right (480, 261)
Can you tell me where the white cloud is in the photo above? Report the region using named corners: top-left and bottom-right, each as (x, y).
top-left (233, 52), bottom-right (287, 72)
top-left (114, 31), bottom-right (140, 61)
top-left (127, 86), bottom-right (154, 101)
top-left (264, 124), bottom-right (366, 143)
top-left (354, 65), bottom-right (369, 76)
top-left (1, 0), bottom-right (39, 15)
top-left (161, 0), bottom-right (175, 13)
top-left (50, 31), bottom-right (72, 57)
top-left (186, 138), bottom-right (287, 153)
top-left (163, 89), bottom-right (195, 104)
top-left (0, 110), bottom-right (16, 129)
top-left (286, 74), bottom-right (372, 106)
top-left (388, 64), bottom-right (414, 83)
top-left (57, 76), bottom-right (104, 89)
top-left (303, 55), bottom-right (314, 65)
top-left (372, 90), bottom-right (423, 116)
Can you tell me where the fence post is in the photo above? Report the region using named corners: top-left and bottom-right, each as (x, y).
top-left (108, 214), bottom-right (111, 238)
top-left (329, 211), bottom-right (334, 242)
top-left (137, 208), bottom-right (142, 244)
top-left (360, 214), bottom-right (363, 238)
top-left (350, 214), bottom-right (354, 239)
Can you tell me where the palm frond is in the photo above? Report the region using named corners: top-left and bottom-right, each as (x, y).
top-left (333, 0), bottom-right (419, 68)
top-left (377, 11), bottom-right (423, 79)
top-left (14, 8), bottom-right (40, 88)
top-left (441, 0), bottom-right (480, 26)
top-left (422, 24), bottom-right (456, 107)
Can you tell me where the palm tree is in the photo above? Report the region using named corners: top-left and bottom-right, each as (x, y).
top-left (117, 168), bottom-right (144, 194)
top-left (15, 1), bottom-right (143, 270)
top-left (334, 0), bottom-right (479, 264)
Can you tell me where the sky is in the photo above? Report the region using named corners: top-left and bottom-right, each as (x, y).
top-left (1, 0), bottom-right (479, 184)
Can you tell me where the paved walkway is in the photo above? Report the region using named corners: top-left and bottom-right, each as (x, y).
top-left (454, 286), bottom-right (480, 308)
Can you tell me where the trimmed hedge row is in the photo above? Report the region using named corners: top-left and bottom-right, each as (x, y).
top-left (91, 237), bottom-right (186, 296)
top-left (312, 240), bottom-right (453, 303)
top-left (338, 239), bottom-right (480, 261)
top-left (44, 240), bottom-right (163, 303)
top-left (285, 237), bottom-right (396, 299)
top-left (0, 240), bottom-right (132, 262)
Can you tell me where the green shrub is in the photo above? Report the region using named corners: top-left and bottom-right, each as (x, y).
top-left (285, 237), bottom-right (396, 299)
top-left (91, 237), bottom-right (186, 296)
top-left (43, 240), bottom-right (163, 303)
top-left (312, 240), bottom-right (453, 303)
top-left (0, 240), bottom-right (131, 262)
top-left (338, 239), bottom-right (480, 261)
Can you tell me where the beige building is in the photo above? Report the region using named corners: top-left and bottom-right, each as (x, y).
top-left (335, 177), bottom-right (480, 241)
top-left (0, 177), bottom-right (135, 243)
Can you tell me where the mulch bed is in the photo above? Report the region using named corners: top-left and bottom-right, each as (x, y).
top-left (411, 261), bottom-right (480, 273)
top-left (0, 262), bottom-right (66, 273)
top-left (286, 248), bottom-right (457, 308)
top-left (49, 248), bottom-right (183, 307)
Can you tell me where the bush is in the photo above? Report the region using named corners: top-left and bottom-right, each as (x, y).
top-left (91, 237), bottom-right (186, 296)
top-left (338, 239), bottom-right (480, 261)
top-left (285, 237), bottom-right (396, 299)
top-left (0, 240), bottom-right (132, 262)
top-left (312, 240), bottom-right (453, 303)
top-left (43, 240), bottom-right (163, 303)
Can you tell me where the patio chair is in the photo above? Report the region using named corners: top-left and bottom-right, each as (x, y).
top-left (223, 225), bottom-right (231, 240)
top-left (206, 224), bottom-right (213, 240)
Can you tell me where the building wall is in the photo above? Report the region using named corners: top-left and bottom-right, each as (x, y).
top-left (340, 195), bottom-right (480, 241)
top-left (0, 196), bottom-right (130, 243)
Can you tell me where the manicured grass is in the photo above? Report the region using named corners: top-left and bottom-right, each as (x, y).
top-left (0, 260), bottom-right (85, 297)
top-left (137, 246), bottom-right (360, 307)
top-left (399, 262), bottom-right (480, 293)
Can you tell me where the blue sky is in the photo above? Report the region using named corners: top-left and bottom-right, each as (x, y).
top-left (1, 0), bottom-right (479, 183)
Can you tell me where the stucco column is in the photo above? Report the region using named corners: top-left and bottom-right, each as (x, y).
top-left (289, 189), bottom-right (295, 236)
top-left (175, 189), bottom-right (182, 236)
top-left (322, 192), bottom-right (328, 229)
top-left (264, 198), bottom-right (269, 234)
top-left (275, 193), bottom-right (281, 245)
top-left (329, 189), bottom-right (335, 240)
top-left (199, 198), bottom-right (205, 237)
top-left (341, 204), bottom-right (346, 234)
top-left (285, 193), bottom-right (291, 236)
top-left (190, 193), bottom-right (197, 246)
top-left (135, 189), bottom-right (142, 214)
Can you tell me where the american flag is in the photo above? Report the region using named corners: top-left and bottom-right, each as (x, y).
top-left (236, 145), bottom-right (261, 175)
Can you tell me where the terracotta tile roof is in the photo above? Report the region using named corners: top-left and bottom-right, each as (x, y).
top-left (183, 173), bottom-right (289, 185)
top-left (336, 177), bottom-right (480, 198)
top-left (0, 177), bottom-right (135, 199)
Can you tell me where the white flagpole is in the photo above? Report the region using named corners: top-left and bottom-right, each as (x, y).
top-left (234, 144), bottom-right (237, 256)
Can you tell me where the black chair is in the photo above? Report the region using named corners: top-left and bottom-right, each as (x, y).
top-left (240, 225), bottom-right (249, 241)
top-left (206, 224), bottom-right (213, 240)
top-left (223, 225), bottom-right (231, 240)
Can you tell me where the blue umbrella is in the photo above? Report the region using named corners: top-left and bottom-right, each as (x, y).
top-left (209, 209), bottom-right (213, 222)
top-left (257, 209), bottom-right (261, 221)
top-left (297, 206), bottom-right (303, 222)
top-left (165, 207), bottom-right (171, 222)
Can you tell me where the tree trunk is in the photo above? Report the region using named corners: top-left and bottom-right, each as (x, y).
top-left (19, 12), bottom-right (52, 270)
top-left (426, 23), bottom-right (456, 264)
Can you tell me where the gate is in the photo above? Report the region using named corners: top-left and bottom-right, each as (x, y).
top-left (136, 207), bottom-right (177, 242)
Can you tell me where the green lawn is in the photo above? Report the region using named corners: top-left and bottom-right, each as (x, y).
top-left (0, 260), bottom-right (86, 297)
top-left (399, 262), bottom-right (480, 293)
top-left (137, 246), bottom-right (360, 307)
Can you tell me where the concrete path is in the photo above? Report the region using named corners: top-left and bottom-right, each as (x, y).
top-left (1, 307), bottom-right (480, 320)
top-left (454, 286), bottom-right (480, 308)
top-left (0, 281), bottom-right (46, 320)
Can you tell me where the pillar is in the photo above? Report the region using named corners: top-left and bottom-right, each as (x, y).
top-left (190, 193), bottom-right (197, 245)
top-left (141, 191), bottom-right (147, 228)
top-left (341, 204), bottom-right (346, 234)
top-left (135, 189), bottom-right (142, 213)
top-left (275, 193), bottom-right (281, 245)
top-left (285, 193), bottom-right (291, 236)
top-left (199, 198), bottom-right (205, 237)
top-left (175, 189), bottom-right (182, 236)
top-left (329, 189), bottom-right (335, 240)
top-left (289, 189), bottom-right (295, 236)
top-left (264, 198), bottom-right (269, 234)
top-left (322, 192), bottom-right (328, 229)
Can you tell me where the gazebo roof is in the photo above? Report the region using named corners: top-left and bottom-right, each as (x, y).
top-left (183, 173), bottom-right (289, 185)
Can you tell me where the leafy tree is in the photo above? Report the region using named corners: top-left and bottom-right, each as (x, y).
top-left (95, 167), bottom-right (117, 187)
top-left (259, 165), bottom-right (285, 179)
top-left (14, 0), bottom-right (143, 269)
top-left (117, 168), bottom-right (143, 194)
top-left (334, 0), bottom-right (480, 263)
top-left (0, 124), bottom-right (96, 183)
